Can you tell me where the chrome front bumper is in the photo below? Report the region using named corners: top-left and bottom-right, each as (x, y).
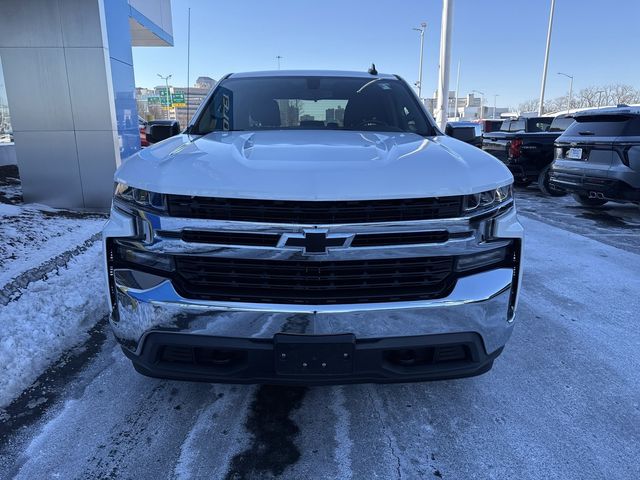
top-left (112, 267), bottom-right (514, 355)
top-left (103, 203), bottom-right (523, 357)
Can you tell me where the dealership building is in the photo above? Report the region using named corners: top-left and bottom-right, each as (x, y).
top-left (0, 0), bottom-right (174, 210)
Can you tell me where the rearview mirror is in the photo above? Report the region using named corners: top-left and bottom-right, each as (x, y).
top-left (147, 120), bottom-right (181, 144)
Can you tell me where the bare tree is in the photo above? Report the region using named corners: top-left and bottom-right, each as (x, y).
top-left (519, 83), bottom-right (640, 115)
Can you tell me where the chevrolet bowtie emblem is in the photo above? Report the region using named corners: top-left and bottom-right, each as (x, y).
top-left (280, 229), bottom-right (353, 255)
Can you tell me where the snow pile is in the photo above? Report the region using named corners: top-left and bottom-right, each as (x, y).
top-left (0, 207), bottom-right (105, 288)
top-left (0, 242), bottom-right (108, 408)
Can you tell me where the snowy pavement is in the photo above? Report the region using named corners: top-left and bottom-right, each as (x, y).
top-left (1, 183), bottom-right (640, 479)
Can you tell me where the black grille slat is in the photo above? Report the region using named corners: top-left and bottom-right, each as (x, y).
top-left (179, 230), bottom-right (279, 247)
top-left (166, 196), bottom-right (463, 224)
top-left (352, 231), bottom-right (450, 247)
top-left (173, 256), bottom-right (455, 305)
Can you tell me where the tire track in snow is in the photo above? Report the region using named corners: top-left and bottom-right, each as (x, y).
top-left (174, 385), bottom-right (255, 480)
top-left (0, 232), bottom-right (101, 305)
top-left (329, 386), bottom-right (353, 480)
top-left (365, 385), bottom-right (404, 479)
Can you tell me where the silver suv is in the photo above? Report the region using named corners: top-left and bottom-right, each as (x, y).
top-left (551, 107), bottom-right (640, 207)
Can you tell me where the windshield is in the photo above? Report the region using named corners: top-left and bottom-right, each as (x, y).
top-left (562, 114), bottom-right (640, 137)
top-left (550, 117), bottom-right (574, 132)
top-left (192, 76), bottom-right (436, 136)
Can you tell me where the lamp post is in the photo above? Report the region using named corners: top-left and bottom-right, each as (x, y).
top-left (492, 94), bottom-right (499, 119)
top-left (557, 72), bottom-right (573, 113)
top-left (157, 73), bottom-right (173, 120)
top-left (472, 90), bottom-right (485, 120)
top-left (412, 22), bottom-right (427, 99)
top-left (454, 60), bottom-right (461, 119)
top-left (276, 55), bottom-right (283, 70)
top-left (538, 0), bottom-right (556, 115)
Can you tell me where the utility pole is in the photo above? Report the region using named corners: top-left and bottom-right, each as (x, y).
top-left (186, 7), bottom-right (191, 128)
top-left (538, 0), bottom-right (556, 115)
top-left (557, 72), bottom-right (573, 113)
top-left (493, 94), bottom-right (499, 119)
top-left (413, 22), bottom-right (427, 99)
top-left (276, 55), bottom-right (283, 70)
top-left (454, 60), bottom-right (461, 119)
top-left (157, 73), bottom-right (173, 120)
top-left (435, 0), bottom-right (454, 129)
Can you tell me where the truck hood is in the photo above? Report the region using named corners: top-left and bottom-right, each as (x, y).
top-left (115, 130), bottom-right (512, 200)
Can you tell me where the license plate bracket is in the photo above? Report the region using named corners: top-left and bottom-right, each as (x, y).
top-left (274, 333), bottom-right (355, 376)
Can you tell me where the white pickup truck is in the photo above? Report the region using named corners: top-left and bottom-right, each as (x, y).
top-left (103, 70), bottom-right (523, 384)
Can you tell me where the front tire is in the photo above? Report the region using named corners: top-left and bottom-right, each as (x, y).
top-left (572, 193), bottom-right (608, 207)
top-left (538, 165), bottom-right (566, 196)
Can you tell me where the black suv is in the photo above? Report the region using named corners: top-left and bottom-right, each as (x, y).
top-left (550, 107), bottom-right (640, 207)
top-left (482, 116), bottom-right (572, 195)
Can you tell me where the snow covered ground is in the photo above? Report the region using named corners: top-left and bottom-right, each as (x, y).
top-left (0, 166), bottom-right (108, 409)
top-left (1, 175), bottom-right (639, 479)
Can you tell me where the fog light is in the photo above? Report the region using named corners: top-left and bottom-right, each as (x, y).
top-left (117, 246), bottom-right (174, 272)
top-left (456, 247), bottom-right (507, 272)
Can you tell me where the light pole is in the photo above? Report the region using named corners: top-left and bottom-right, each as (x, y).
top-left (454, 60), bottom-right (461, 119)
top-left (538, 0), bottom-right (556, 115)
top-left (493, 94), bottom-right (499, 119)
top-left (435, 0), bottom-right (454, 129)
top-left (557, 72), bottom-right (573, 113)
top-left (412, 22), bottom-right (427, 99)
top-left (157, 73), bottom-right (173, 120)
top-left (472, 90), bottom-right (485, 120)
top-left (276, 55), bottom-right (283, 70)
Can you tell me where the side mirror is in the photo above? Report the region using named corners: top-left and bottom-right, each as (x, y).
top-left (147, 120), bottom-right (181, 144)
top-left (446, 125), bottom-right (478, 144)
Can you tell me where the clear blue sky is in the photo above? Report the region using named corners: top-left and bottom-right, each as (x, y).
top-left (132, 0), bottom-right (640, 109)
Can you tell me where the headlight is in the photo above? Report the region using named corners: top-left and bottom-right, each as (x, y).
top-left (114, 183), bottom-right (166, 211)
top-left (463, 184), bottom-right (512, 214)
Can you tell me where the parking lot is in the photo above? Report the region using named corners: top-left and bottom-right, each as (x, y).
top-left (1, 185), bottom-right (639, 480)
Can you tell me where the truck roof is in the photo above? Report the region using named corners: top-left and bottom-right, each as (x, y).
top-left (572, 106), bottom-right (640, 118)
top-left (228, 70), bottom-right (398, 80)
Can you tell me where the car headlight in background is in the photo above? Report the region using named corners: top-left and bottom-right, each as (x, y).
top-left (114, 183), bottom-right (166, 211)
top-left (463, 184), bottom-right (513, 214)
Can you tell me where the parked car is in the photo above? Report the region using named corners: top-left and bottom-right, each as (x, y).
top-left (103, 70), bottom-right (523, 385)
top-left (479, 119), bottom-right (504, 134)
top-left (482, 116), bottom-right (572, 195)
top-left (446, 121), bottom-right (482, 147)
top-left (138, 116), bottom-right (149, 147)
top-left (550, 107), bottom-right (640, 207)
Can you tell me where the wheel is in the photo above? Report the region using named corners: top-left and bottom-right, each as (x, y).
top-left (514, 178), bottom-right (533, 187)
top-left (538, 165), bottom-right (566, 196)
top-left (572, 193), bottom-right (608, 207)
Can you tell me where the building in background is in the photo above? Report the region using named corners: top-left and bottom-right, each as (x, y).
top-left (0, 0), bottom-right (173, 209)
top-left (136, 76), bottom-right (215, 128)
top-left (425, 92), bottom-right (509, 122)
